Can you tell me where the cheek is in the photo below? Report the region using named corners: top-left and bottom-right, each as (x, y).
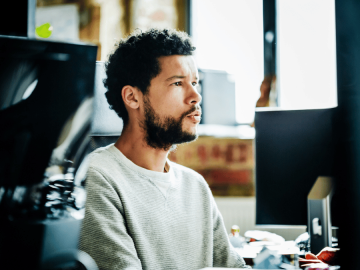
top-left (162, 103), bottom-right (183, 117)
top-left (156, 94), bottom-right (184, 115)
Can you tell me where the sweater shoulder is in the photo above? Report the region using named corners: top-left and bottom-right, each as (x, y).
top-left (87, 144), bottom-right (117, 171)
top-left (85, 145), bottom-right (131, 196)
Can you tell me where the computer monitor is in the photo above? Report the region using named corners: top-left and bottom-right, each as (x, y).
top-left (255, 107), bottom-right (336, 226)
top-left (0, 36), bottom-right (97, 269)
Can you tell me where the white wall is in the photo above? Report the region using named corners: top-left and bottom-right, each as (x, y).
top-left (215, 197), bottom-right (307, 241)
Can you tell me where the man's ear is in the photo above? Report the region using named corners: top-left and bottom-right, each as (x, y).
top-left (122, 85), bottom-right (141, 110)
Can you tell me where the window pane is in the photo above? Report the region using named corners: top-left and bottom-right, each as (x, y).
top-left (191, 0), bottom-right (264, 124)
top-left (277, 0), bottom-right (337, 109)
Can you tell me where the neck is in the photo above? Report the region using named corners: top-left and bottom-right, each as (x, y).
top-left (114, 122), bottom-right (169, 173)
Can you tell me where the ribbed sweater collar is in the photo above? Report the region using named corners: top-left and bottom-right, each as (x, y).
top-left (107, 144), bottom-right (173, 182)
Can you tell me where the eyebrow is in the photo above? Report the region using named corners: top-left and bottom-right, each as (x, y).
top-left (165, 75), bottom-right (199, 81)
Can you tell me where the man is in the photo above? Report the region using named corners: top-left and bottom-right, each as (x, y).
top-left (79, 28), bottom-right (250, 270)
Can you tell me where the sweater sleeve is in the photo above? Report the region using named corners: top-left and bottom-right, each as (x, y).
top-left (211, 196), bottom-right (251, 269)
top-left (79, 167), bottom-right (142, 270)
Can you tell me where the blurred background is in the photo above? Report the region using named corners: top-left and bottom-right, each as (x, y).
top-left (33, 0), bottom-right (337, 240)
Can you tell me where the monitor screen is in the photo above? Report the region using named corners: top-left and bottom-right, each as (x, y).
top-left (0, 36), bottom-right (97, 269)
top-left (0, 36), bottom-right (97, 187)
top-left (255, 108), bottom-right (335, 225)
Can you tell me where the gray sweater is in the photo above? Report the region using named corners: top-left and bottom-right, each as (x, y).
top-left (79, 144), bottom-right (250, 270)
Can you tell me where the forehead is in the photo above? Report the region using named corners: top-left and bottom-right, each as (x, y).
top-left (157, 55), bottom-right (198, 78)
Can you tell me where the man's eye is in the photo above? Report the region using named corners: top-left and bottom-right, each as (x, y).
top-left (192, 82), bottom-right (198, 86)
top-left (173, 82), bottom-right (182, 86)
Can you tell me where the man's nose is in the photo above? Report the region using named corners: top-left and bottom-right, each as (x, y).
top-left (187, 84), bottom-right (202, 105)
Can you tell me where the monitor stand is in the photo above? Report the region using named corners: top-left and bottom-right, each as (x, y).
top-left (307, 176), bottom-right (334, 254)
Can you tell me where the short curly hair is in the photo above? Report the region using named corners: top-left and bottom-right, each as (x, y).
top-left (103, 28), bottom-right (196, 127)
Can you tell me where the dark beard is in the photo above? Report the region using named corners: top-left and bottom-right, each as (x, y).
top-left (141, 96), bottom-right (199, 151)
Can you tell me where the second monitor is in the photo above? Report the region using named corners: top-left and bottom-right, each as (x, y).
top-left (255, 107), bottom-right (336, 226)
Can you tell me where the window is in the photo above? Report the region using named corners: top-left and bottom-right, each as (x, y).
top-left (276, 0), bottom-right (337, 109)
top-left (191, 0), bottom-right (264, 124)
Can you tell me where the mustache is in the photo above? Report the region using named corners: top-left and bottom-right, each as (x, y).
top-left (181, 105), bottom-right (202, 119)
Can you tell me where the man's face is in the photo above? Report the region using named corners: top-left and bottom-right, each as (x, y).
top-left (141, 55), bottom-right (202, 150)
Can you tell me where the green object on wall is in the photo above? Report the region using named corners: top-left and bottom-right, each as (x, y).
top-left (35, 23), bottom-right (52, 38)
